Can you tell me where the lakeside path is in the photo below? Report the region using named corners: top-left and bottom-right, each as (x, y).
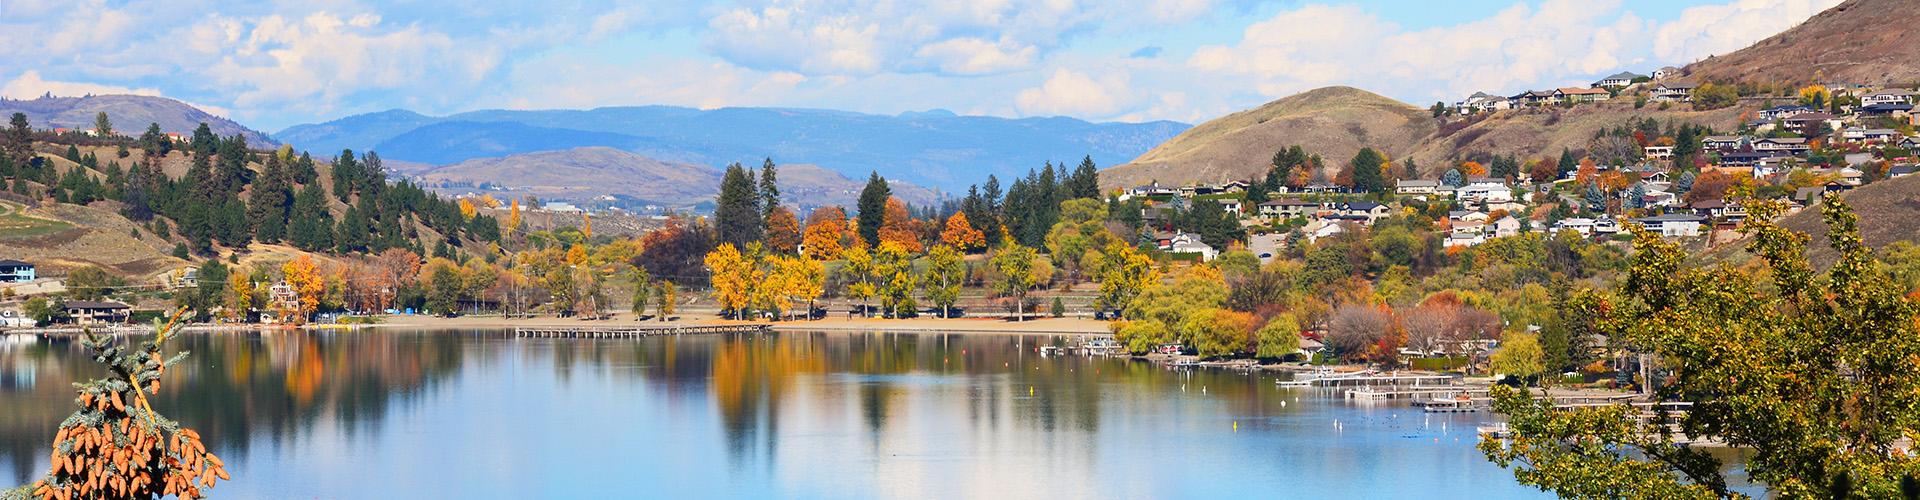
top-left (367, 314), bottom-right (1113, 335)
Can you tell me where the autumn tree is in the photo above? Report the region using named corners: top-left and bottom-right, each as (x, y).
top-left (765, 206), bottom-right (802, 253)
top-left (1682, 168), bottom-right (1736, 204)
top-left (280, 255), bottom-right (324, 324)
top-left (1256, 313), bottom-right (1302, 359)
top-left (874, 241), bottom-right (917, 317)
top-left (878, 197), bottom-right (921, 252)
top-left (23, 313), bottom-right (230, 500)
top-left (1484, 194), bottom-right (1920, 498)
top-left (1326, 303), bottom-right (1397, 363)
top-left (1115, 265), bottom-right (1228, 353)
top-left (1458, 161), bottom-right (1487, 178)
top-left (802, 207), bottom-right (849, 259)
top-left (705, 243), bottom-right (759, 317)
top-left (223, 273), bottom-right (253, 323)
top-left (654, 281), bottom-right (677, 321)
top-left (939, 211), bottom-right (986, 252)
top-left (841, 246), bottom-right (879, 316)
top-left (1094, 240), bottom-right (1154, 315)
top-left (1488, 330), bottom-right (1544, 380)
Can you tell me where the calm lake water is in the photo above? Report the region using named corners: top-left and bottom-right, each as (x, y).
top-left (0, 329), bottom-right (1552, 499)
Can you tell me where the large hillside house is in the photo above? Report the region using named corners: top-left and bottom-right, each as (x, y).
top-left (1650, 83), bottom-right (1697, 102)
top-left (0, 260), bottom-right (34, 283)
top-left (1257, 198), bottom-right (1319, 220)
top-left (1555, 87), bottom-right (1611, 104)
top-left (1455, 92), bottom-right (1511, 113)
top-left (1863, 89), bottom-right (1918, 106)
top-left (63, 300), bottom-right (130, 325)
top-left (1592, 72), bottom-right (1644, 89)
top-left (1632, 214), bottom-right (1709, 238)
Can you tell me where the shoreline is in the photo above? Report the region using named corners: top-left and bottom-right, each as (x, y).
top-left (5, 314), bottom-right (1113, 336)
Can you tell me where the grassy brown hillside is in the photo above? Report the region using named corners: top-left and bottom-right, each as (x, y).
top-left (0, 200), bottom-right (188, 280)
top-left (1100, 86), bottom-right (1435, 189)
top-left (1402, 99), bottom-right (1755, 170)
top-left (1706, 174), bottom-right (1920, 270)
top-left (417, 147), bottom-right (939, 208)
top-left (1679, 0), bottom-right (1920, 86)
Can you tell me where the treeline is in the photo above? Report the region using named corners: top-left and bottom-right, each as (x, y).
top-left (0, 113), bottom-right (501, 259)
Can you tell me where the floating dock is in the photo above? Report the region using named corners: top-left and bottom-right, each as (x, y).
top-left (514, 324), bottom-right (771, 338)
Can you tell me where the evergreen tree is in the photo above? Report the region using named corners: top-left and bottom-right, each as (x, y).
top-left (1443, 168), bottom-right (1464, 187)
top-left (1403, 158), bottom-right (1419, 179)
top-left (856, 171), bottom-right (891, 247)
top-left (215, 134), bottom-right (249, 192)
top-left (1070, 156), bottom-right (1100, 199)
top-left (215, 198), bottom-right (249, 247)
top-left (189, 123), bottom-right (216, 158)
top-left (982, 175), bottom-right (1003, 218)
top-left (758, 158), bottom-right (780, 219)
top-left (1556, 148), bottom-right (1578, 179)
top-left (715, 162), bottom-right (763, 248)
top-left (6, 112), bottom-right (31, 163)
top-left (1348, 148), bottom-right (1388, 193)
top-left (138, 123), bottom-right (171, 157)
top-left (289, 182), bottom-right (335, 251)
top-left (336, 206), bottom-right (372, 253)
top-left (332, 150), bottom-right (360, 201)
top-left (293, 152), bottom-right (317, 184)
top-left (248, 155), bottom-right (292, 242)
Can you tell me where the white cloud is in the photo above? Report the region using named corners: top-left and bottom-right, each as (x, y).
top-left (1653, 0), bottom-right (1842, 64)
top-left (1016, 68), bottom-right (1135, 117)
top-left (914, 38), bottom-right (1038, 75)
top-left (0, 70), bottom-right (161, 99)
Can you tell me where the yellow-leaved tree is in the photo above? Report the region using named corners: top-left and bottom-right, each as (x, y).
top-left (281, 255), bottom-right (324, 324)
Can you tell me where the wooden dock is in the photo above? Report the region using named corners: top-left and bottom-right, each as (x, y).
top-left (514, 324), bottom-right (771, 338)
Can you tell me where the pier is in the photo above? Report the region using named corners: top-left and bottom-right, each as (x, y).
top-left (514, 324), bottom-right (771, 338)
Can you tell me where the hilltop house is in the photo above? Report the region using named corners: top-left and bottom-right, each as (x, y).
top-left (1512, 90), bottom-right (1557, 107)
top-left (1753, 137), bottom-right (1811, 155)
top-left (1702, 135), bottom-right (1746, 152)
top-left (1593, 72), bottom-right (1645, 89)
top-left (1553, 218), bottom-right (1597, 236)
top-left (1490, 216), bottom-right (1522, 238)
top-left (1555, 87), bottom-right (1612, 104)
top-left (63, 300), bottom-right (130, 325)
top-left (1859, 103), bottom-right (1914, 117)
top-left (1758, 105), bottom-right (1814, 121)
top-left (1782, 112), bottom-right (1840, 132)
top-left (1163, 232), bottom-right (1219, 262)
top-left (1651, 83), bottom-right (1697, 102)
top-left (1336, 201), bottom-right (1391, 224)
top-left (1457, 92), bottom-right (1511, 113)
top-left (0, 259), bottom-right (34, 283)
top-left (1652, 66), bottom-right (1681, 80)
top-left (1643, 145), bottom-right (1674, 160)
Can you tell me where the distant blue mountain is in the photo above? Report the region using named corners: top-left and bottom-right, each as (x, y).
top-left (274, 106), bottom-right (1189, 192)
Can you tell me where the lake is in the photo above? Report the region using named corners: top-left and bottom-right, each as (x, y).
top-left (0, 329), bottom-right (1550, 498)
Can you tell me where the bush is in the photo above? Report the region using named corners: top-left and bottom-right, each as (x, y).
top-left (1409, 356), bottom-right (1470, 371)
top-left (1050, 297), bottom-right (1065, 317)
top-left (127, 310), bottom-right (166, 324)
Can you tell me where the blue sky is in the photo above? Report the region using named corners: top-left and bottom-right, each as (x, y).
top-left (0, 0), bottom-right (1841, 131)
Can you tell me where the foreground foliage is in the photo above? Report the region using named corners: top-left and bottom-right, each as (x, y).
top-left (11, 311), bottom-right (229, 500)
top-left (1482, 193), bottom-right (1920, 498)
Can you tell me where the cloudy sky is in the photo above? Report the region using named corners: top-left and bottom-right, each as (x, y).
top-left (0, 0), bottom-right (1840, 131)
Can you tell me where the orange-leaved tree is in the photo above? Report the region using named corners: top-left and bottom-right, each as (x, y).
top-left (940, 211), bottom-right (986, 252)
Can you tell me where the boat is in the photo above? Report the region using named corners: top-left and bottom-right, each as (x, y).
top-left (1476, 423), bottom-right (1512, 438)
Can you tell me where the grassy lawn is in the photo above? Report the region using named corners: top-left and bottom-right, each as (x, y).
top-left (0, 203), bottom-right (73, 239)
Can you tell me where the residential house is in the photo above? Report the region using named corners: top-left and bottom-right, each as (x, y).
top-left (1718, 151), bottom-right (1772, 168)
top-left (1688, 199), bottom-right (1747, 222)
top-left (1752, 157), bottom-right (1791, 178)
top-left (1753, 137), bottom-right (1811, 155)
top-left (1643, 145), bottom-right (1675, 160)
top-left (1125, 181), bottom-right (1178, 199)
top-left (1456, 92), bottom-right (1511, 113)
top-left (1455, 179), bottom-right (1513, 205)
top-left (1889, 165), bottom-right (1917, 179)
top-left (1396, 179), bottom-right (1441, 196)
top-left (1336, 201), bottom-right (1391, 224)
top-left (1860, 103), bottom-right (1915, 117)
top-left (1555, 87), bottom-right (1612, 104)
top-left (1592, 72), bottom-right (1644, 89)
top-left (1445, 232), bottom-right (1486, 248)
top-left (1759, 105), bottom-right (1814, 121)
top-left (0, 259), bottom-right (34, 283)
top-left (63, 300), bottom-right (130, 325)
top-left (1905, 136), bottom-right (1920, 149)
top-left (1639, 188), bottom-right (1679, 209)
top-left (1490, 216), bottom-right (1522, 238)
top-left (1300, 220), bottom-right (1348, 244)
top-left (1863, 89), bottom-right (1918, 106)
top-left (1165, 232), bottom-right (1219, 262)
top-left (1650, 83), bottom-right (1697, 102)
top-left (1257, 198), bottom-right (1319, 220)
top-left (1702, 135), bottom-right (1746, 152)
top-left (1631, 214), bottom-right (1709, 238)
top-left (1552, 218), bottom-right (1596, 236)
top-left (1652, 66), bottom-right (1681, 80)
top-left (1448, 210), bottom-right (1490, 224)
top-left (1512, 90), bottom-right (1558, 107)
top-left (1841, 127), bottom-right (1903, 143)
top-left (1781, 112), bottom-right (1840, 132)
top-left (1215, 198), bottom-right (1243, 214)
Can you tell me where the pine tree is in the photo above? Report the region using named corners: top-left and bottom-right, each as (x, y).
top-left (1070, 156), bottom-right (1100, 199)
top-left (189, 123), bottom-right (216, 157)
top-left (1348, 148), bottom-right (1388, 193)
top-left (758, 158), bottom-right (780, 219)
top-left (248, 155), bottom-right (292, 242)
top-left (1556, 148), bottom-right (1578, 179)
top-left (6, 112), bottom-right (32, 162)
top-left (292, 152), bottom-right (317, 184)
top-left (856, 171), bottom-right (890, 247)
top-left (289, 182), bottom-right (334, 251)
top-left (138, 123), bottom-right (170, 156)
top-left (93, 111), bottom-right (112, 137)
top-left (715, 162), bottom-right (763, 248)
top-left (332, 150), bottom-right (359, 202)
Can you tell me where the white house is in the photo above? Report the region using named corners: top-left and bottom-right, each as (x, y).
top-left (1257, 198), bottom-right (1319, 220)
top-left (1553, 218), bottom-right (1596, 236)
top-left (1652, 66), bottom-right (1681, 80)
top-left (1336, 201), bottom-right (1392, 224)
top-left (1490, 216), bottom-right (1522, 238)
top-left (1593, 71), bottom-right (1644, 89)
top-left (1457, 92), bottom-right (1512, 113)
top-left (1301, 220), bottom-right (1348, 244)
top-left (1167, 233), bottom-right (1219, 261)
top-left (1632, 214), bottom-right (1709, 238)
top-left (1864, 89), bottom-right (1918, 106)
top-left (1651, 83), bottom-right (1697, 102)
top-left (1643, 145), bottom-right (1675, 160)
top-left (1702, 135), bottom-right (1746, 151)
top-left (1396, 179), bottom-right (1441, 195)
top-left (1753, 137), bottom-right (1811, 155)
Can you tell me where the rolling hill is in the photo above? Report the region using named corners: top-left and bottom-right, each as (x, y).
top-left (276, 106), bottom-right (1189, 192)
top-left (0, 94), bottom-right (276, 145)
top-left (1704, 174), bottom-right (1920, 270)
top-left (1099, 86), bottom-right (1436, 189)
top-left (1679, 0), bottom-right (1920, 86)
top-left (412, 147), bottom-right (937, 209)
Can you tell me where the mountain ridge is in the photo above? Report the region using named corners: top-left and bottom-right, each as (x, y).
top-left (0, 94), bottom-right (277, 146)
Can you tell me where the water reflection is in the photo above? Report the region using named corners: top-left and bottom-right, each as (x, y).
top-left (2, 330), bottom-right (1549, 498)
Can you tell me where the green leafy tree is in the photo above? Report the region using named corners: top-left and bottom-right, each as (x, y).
top-left (923, 244), bottom-right (965, 318)
top-left (92, 112), bottom-right (112, 137)
top-left (630, 268), bottom-right (652, 317)
top-left (1489, 330), bottom-right (1544, 381)
top-left (1483, 193), bottom-right (1920, 498)
top-left (1256, 313), bottom-right (1302, 359)
top-left (1348, 148), bottom-right (1388, 193)
top-left (988, 243), bottom-right (1041, 321)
